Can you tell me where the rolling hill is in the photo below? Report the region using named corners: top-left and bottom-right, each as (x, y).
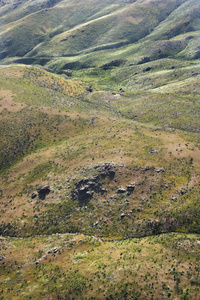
top-left (0, 0), bottom-right (200, 299)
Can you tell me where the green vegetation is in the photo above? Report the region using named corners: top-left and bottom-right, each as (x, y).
top-left (0, 0), bottom-right (200, 299)
top-left (0, 233), bottom-right (199, 299)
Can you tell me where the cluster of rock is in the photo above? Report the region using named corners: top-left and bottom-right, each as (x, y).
top-left (72, 163), bottom-right (116, 206)
top-left (141, 166), bottom-right (165, 174)
top-left (31, 185), bottom-right (51, 200)
top-left (117, 183), bottom-right (135, 195)
top-left (35, 247), bottom-right (59, 265)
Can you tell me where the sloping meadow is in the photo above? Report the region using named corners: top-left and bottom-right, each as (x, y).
top-left (0, 65), bottom-right (199, 241)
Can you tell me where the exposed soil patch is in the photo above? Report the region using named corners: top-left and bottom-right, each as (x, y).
top-left (0, 90), bottom-right (27, 112)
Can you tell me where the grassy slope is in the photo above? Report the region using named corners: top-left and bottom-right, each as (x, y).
top-left (0, 0), bottom-right (200, 94)
top-left (0, 0), bottom-right (200, 299)
top-left (0, 233), bottom-right (200, 300)
top-left (0, 67), bottom-right (199, 299)
top-left (0, 0), bottom-right (191, 58)
top-left (0, 64), bottom-right (199, 238)
top-left (0, 65), bottom-right (199, 300)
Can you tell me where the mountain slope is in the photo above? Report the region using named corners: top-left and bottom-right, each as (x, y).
top-left (0, 64), bottom-right (199, 238)
top-left (0, 1), bottom-right (200, 299)
top-left (0, 63), bottom-right (200, 299)
top-left (0, 0), bottom-right (199, 60)
top-left (1, 0), bottom-right (200, 93)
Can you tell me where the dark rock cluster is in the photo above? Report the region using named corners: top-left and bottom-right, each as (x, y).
top-left (37, 185), bottom-right (51, 200)
top-left (72, 163), bottom-right (116, 206)
top-left (31, 185), bottom-right (51, 200)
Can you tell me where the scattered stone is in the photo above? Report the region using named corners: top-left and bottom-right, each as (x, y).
top-left (0, 255), bottom-right (5, 261)
top-left (118, 187), bottom-right (126, 194)
top-left (118, 88), bottom-right (125, 93)
top-left (53, 248), bottom-right (58, 253)
top-left (31, 192), bottom-right (37, 199)
top-left (100, 188), bottom-right (107, 194)
top-left (150, 149), bottom-right (159, 153)
top-left (171, 196), bottom-right (178, 201)
top-left (143, 166), bottom-right (155, 172)
top-left (121, 213), bottom-right (126, 218)
top-left (156, 168), bottom-right (165, 173)
top-left (126, 184), bottom-right (135, 192)
top-left (144, 166), bottom-right (150, 171)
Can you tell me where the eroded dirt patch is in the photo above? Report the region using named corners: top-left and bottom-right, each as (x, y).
top-left (0, 90), bottom-right (27, 112)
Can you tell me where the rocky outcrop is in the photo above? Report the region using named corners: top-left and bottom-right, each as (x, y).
top-left (37, 185), bottom-right (51, 200)
top-left (31, 192), bottom-right (37, 199)
top-left (121, 213), bottom-right (126, 218)
top-left (126, 184), bottom-right (135, 192)
top-left (117, 187), bottom-right (126, 194)
top-left (72, 163), bottom-right (116, 206)
top-left (156, 168), bottom-right (165, 173)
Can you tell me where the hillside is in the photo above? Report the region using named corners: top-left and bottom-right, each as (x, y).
top-left (0, 0), bottom-right (200, 299)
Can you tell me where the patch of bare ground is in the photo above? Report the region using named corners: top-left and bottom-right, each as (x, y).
top-left (144, 129), bottom-right (200, 169)
top-left (162, 134), bottom-right (200, 176)
top-left (0, 90), bottom-right (27, 112)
